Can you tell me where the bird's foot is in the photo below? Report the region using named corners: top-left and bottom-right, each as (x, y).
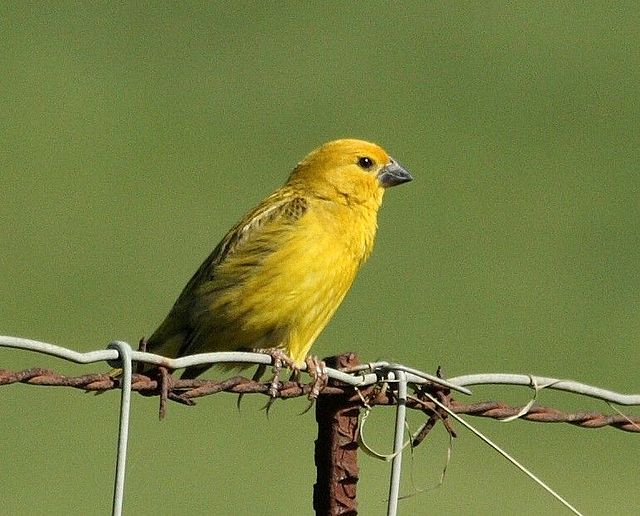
top-left (305, 355), bottom-right (328, 400)
top-left (298, 355), bottom-right (329, 414)
top-left (254, 349), bottom-right (328, 413)
top-left (255, 347), bottom-right (298, 398)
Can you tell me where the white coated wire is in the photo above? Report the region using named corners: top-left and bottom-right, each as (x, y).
top-left (2, 335), bottom-right (639, 516)
top-left (448, 373), bottom-right (640, 406)
top-left (387, 370), bottom-right (408, 516)
top-left (107, 341), bottom-right (132, 516)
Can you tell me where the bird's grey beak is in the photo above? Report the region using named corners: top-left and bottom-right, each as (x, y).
top-left (378, 158), bottom-right (413, 188)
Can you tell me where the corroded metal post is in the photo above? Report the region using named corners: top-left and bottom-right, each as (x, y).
top-left (313, 353), bottom-right (360, 516)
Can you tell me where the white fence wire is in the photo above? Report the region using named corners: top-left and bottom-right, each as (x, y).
top-left (1, 335), bottom-right (639, 516)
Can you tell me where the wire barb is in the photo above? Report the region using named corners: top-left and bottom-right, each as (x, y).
top-left (2, 336), bottom-right (639, 515)
top-left (0, 367), bottom-right (638, 432)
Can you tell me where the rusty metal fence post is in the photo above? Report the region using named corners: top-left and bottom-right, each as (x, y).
top-left (313, 353), bottom-right (361, 515)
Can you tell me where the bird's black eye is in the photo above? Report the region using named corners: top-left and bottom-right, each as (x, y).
top-left (357, 156), bottom-right (374, 169)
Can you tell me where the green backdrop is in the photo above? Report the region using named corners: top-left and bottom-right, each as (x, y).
top-left (2, 2), bottom-right (638, 515)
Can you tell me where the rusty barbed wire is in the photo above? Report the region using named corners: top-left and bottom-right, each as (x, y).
top-left (1, 367), bottom-right (638, 433)
top-left (2, 335), bottom-right (639, 516)
top-left (449, 400), bottom-right (640, 432)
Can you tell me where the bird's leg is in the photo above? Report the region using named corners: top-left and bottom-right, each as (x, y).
top-left (254, 349), bottom-right (328, 408)
top-left (298, 355), bottom-right (328, 414)
top-left (305, 355), bottom-right (328, 400)
top-left (254, 347), bottom-right (298, 398)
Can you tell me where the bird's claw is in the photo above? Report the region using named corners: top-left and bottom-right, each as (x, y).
top-left (305, 355), bottom-right (328, 400)
top-left (254, 347), bottom-right (297, 399)
top-left (268, 356), bottom-right (284, 398)
top-left (255, 349), bottom-right (328, 412)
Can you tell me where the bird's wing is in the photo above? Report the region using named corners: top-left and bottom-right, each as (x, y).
top-left (182, 191), bottom-right (309, 294)
top-left (170, 191), bottom-right (309, 359)
top-left (144, 192), bottom-right (309, 363)
top-left (213, 193), bottom-right (308, 272)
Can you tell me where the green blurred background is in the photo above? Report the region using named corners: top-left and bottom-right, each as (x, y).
top-left (2, 2), bottom-right (638, 514)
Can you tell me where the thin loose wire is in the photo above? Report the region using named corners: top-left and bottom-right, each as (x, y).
top-left (417, 390), bottom-right (583, 515)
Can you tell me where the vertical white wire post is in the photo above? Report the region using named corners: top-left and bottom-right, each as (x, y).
top-left (387, 370), bottom-right (408, 516)
top-left (107, 341), bottom-right (133, 516)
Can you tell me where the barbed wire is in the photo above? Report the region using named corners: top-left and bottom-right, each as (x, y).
top-left (3, 335), bottom-right (639, 404)
top-left (1, 367), bottom-right (638, 433)
top-left (2, 336), bottom-right (639, 516)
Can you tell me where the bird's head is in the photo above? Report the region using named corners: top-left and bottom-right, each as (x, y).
top-left (287, 139), bottom-right (412, 206)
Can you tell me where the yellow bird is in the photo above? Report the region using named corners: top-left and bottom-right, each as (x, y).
top-left (145, 138), bottom-right (412, 382)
